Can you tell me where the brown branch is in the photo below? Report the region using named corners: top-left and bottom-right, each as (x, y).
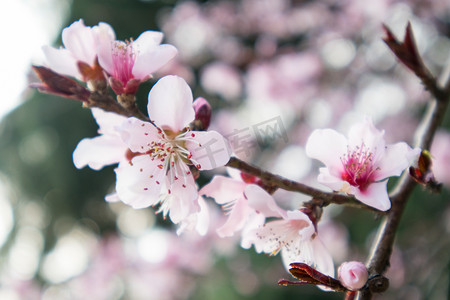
top-left (357, 25), bottom-right (450, 300)
top-left (226, 157), bottom-right (383, 212)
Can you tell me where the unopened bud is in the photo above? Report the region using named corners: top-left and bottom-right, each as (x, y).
top-left (338, 261), bottom-right (368, 291)
top-left (192, 97), bottom-right (211, 131)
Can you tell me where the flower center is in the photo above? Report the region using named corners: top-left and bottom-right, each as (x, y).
top-left (112, 40), bottom-right (136, 85)
top-left (341, 143), bottom-right (376, 191)
top-left (148, 128), bottom-right (202, 182)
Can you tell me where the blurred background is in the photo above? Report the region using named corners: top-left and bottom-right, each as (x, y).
top-left (0, 0), bottom-right (449, 299)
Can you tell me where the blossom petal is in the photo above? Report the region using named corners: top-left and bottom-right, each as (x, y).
top-left (185, 131), bottom-right (231, 170)
top-left (177, 196), bottom-right (209, 236)
top-left (354, 180), bottom-right (391, 211)
top-left (216, 197), bottom-right (253, 237)
top-left (281, 236), bottom-right (334, 279)
top-left (132, 31), bottom-right (177, 79)
top-left (133, 44), bottom-right (178, 79)
top-left (115, 157), bottom-right (165, 209)
top-left (116, 117), bottom-right (160, 153)
top-left (374, 142), bottom-right (420, 180)
top-left (347, 118), bottom-right (385, 154)
top-left (244, 185), bottom-right (286, 218)
top-left (91, 108), bottom-right (127, 135)
top-left (62, 19), bottom-right (97, 65)
top-left (249, 219), bottom-right (291, 254)
top-left (95, 24), bottom-right (117, 75)
top-left (166, 173), bottom-right (199, 224)
top-left (134, 31), bottom-right (163, 49)
top-left (147, 76), bottom-right (195, 132)
top-left (200, 176), bottom-right (245, 204)
top-left (306, 128), bottom-right (348, 177)
top-left (317, 167), bottom-right (349, 192)
top-left (42, 46), bottom-right (79, 78)
top-left (73, 135), bottom-right (126, 170)
top-left (311, 237), bottom-right (335, 278)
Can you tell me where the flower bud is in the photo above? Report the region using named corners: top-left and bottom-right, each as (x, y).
top-left (192, 97), bottom-right (211, 131)
top-left (338, 261), bottom-right (368, 290)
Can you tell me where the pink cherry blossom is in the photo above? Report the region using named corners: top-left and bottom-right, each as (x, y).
top-left (97, 30), bottom-right (178, 95)
top-left (306, 118), bottom-right (420, 211)
top-left (243, 185), bottom-right (334, 278)
top-left (338, 261), bottom-right (369, 290)
top-left (43, 19), bottom-right (115, 80)
top-left (73, 108), bottom-right (128, 171)
top-left (114, 75), bottom-right (230, 223)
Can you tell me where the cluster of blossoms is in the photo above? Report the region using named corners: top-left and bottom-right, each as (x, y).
top-left (33, 18), bottom-right (426, 297)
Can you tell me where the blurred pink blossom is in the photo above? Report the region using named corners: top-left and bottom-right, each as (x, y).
top-left (200, 62), bottom-right (242, 101)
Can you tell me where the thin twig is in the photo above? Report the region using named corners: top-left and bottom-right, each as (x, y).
top-left (226, 157), bottom-right (383, 212)
top-left (357, 28), bottom-right (450, 300)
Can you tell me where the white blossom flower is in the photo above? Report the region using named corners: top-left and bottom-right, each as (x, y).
top-left (114, 75), bottom-right (230, 223)
top-left (243, 185), bottom-right (334, 278)
top-left (43, 19), bottom-right (114, 80)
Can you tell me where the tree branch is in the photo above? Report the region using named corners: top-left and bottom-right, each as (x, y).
top-left (357, 24), bottom-right (450, 300)
top-left (226, 157), bottom-right (382, 212)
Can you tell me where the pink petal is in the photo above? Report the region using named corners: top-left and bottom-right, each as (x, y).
top-left (310, 237), bottom-right (335, 278)
top-left (306, 128), bottom-right (348, 177)
top-left (281, 236), bottom-right (334, 279)
top-left (114, 157), bottom-right (165, 209)
top-left (116, 117), bottom-right (159, 153)
top-left (354, 180), bottom-right (391, 211)
top-left (216, 197), bottom-right (253, 237)
top-left (286, 210), bottom-right (315, 237)
top-left (194, 196), bottom-right (210, 236)
top-left (374, 142), bottom-right (420, 180)
top-left (96, 25), bottom-right (117, 76)
top-left (61, 19), bottom-right (97, 66)
top-left (73, 135), bottom-right (127, 170)
top-left (165, 168), bottom-right (199, 223)
top-left (133, 44), bottom-right (178, 79)
top-left (42, 46), bottom-right (79, 78)
top-left (185, 131), bottom-right (231, 170)
top-left (148, 76), bottom-right (195, 132)
top-left (249, 219), bottom-right (291, 254)
top-left (199, 176), bottom-right (246, 205)
top-left (244, 185), bottom-right (286, 218)
top-left (176, 196), bottom-right (209, 236)
top-left (240, 213), bottom-right (266, 249)
top-left (347, 118), bottom-right (385, 153)
top-left (317, 168), bottom-right (349, 192)
top-left (91, 108), bottom-right (127, 135)
top-left (133, 31), bottom-right (163, 50)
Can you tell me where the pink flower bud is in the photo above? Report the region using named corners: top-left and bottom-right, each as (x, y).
top-left (192, 97), bottom-right (211, 130)
top-left (338, 261), bottom-right (368, 291)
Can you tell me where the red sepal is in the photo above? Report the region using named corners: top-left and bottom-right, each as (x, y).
top-left (278, 263), bottom-right (347, 292)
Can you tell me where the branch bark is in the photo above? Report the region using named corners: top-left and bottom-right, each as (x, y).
top-left (357, 27), bottom-right (450, 299)
top-left (226, 157), bottom-right (382, 212)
